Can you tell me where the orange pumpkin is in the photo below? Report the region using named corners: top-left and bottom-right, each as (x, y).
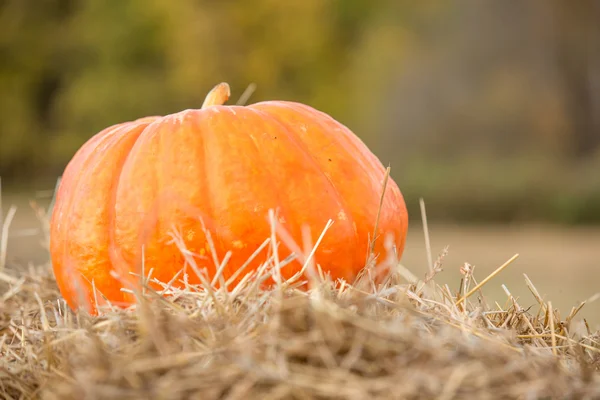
top-left (50, 83), bottom-right (408, 314)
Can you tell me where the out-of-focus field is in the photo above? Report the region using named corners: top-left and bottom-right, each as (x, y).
top-left (4, 193), bottom-right (600, 328)
top-left (402, 223), bottom-right (600, 329)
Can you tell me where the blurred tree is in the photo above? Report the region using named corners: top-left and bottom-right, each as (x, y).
top-left (378, 0), bottom-right (573, 163)
top-left (0, 0), bottom-right (79, 179)
top-left (550, 0), bottom-right (600, 159)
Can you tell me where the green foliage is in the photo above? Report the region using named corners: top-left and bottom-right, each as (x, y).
top-left (1, 1), bottom-right (440, 176)
top-left (399, 154), bottom-right (600, 225)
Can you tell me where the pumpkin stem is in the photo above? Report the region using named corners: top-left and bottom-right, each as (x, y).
top-left (202, 82), bottom-right (231, 108)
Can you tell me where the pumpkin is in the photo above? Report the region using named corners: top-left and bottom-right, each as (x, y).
top-left (49, 82), bottom-right (408, 315)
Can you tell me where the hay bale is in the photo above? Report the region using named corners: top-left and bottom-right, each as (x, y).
top-left (1, 250), bottom-right (599, 399)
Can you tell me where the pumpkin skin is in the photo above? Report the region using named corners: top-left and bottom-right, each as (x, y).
top-left (50, 83), bottom-right (408, 315)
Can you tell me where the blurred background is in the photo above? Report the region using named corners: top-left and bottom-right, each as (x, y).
top-left (2, 1), bottom-right (600, 325)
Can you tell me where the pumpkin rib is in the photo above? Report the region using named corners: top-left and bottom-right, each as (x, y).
top-left (51, 125), bottom-right (116, 313)
top-left (85, 120), bottom-right (156, 308)
top-left (251, 103), bottom-right (372, 247)
top-left (311, 108), bottom-right (404, 233)
top-left (252, 101), bottom-right (380, 195)
top-left (186, 109), bottom-right (233, 279)
top-left (254, 101), bottom-right (406, 262)
top-left (281, 103), bottom-right (400, 204)
top-left (114, 116), bottom-right (181, 285)
top-left (156, 115), bottom-right (169, 263)
top-left (196, 108), bottom-right (239, 252)
top-left (57, 121), bottom-right (143, 313)
top-left (289, 102), bottom-right (395, 246)
top-left (269, 102), bottom-right (384, 190)
top-left (63, 124), bottom-right (129, 312)
top-left (194, 107), bottom-right (251, 282)
top-left (108, 118), bottom-right (161, 300)
top-left (206, 106), bottom-right (299, 280)
top-left (248, 106), bottom-right (361, 260)
top-left (192, 110), bottom-right (216, 243)
top-left (229, 106), bottom-right (291, 214)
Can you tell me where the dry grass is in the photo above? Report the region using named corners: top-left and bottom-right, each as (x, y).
top-left (1, 200), bottom-right (600, 399)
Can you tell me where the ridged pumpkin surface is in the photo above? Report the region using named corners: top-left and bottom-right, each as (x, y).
top-left (50, 83), bottom-right (408, 314)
